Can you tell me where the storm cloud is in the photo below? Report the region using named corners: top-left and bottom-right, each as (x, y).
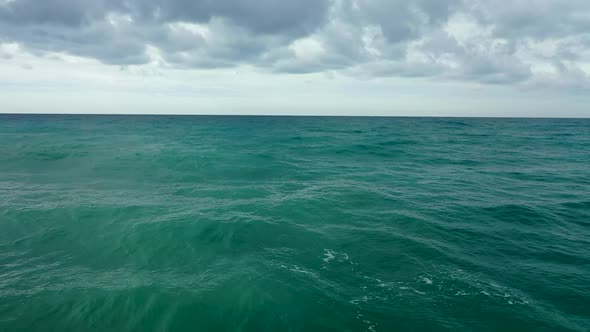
top-left (1, 0), bottom-right (589, 87)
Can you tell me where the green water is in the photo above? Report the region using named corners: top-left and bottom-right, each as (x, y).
top-left (0, 115), bottom-right (589, 331)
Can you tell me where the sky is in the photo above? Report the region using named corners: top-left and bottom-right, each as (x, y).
top-left (0, 0), bottom-right (589, 117)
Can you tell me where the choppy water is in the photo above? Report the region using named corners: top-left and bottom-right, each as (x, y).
top-left (0, 115), bottom-right (589, 331)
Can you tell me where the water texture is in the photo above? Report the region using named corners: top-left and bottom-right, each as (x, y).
top-left (0, 115), bottom-right (589, 331)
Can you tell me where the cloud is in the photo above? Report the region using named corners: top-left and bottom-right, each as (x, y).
top-left (0, 0), bottom-right (589, 88)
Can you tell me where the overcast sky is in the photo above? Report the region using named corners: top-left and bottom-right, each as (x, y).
top-left (1, 0), bottom-right (589, 117)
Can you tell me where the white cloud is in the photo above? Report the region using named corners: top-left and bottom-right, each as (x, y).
top-left (290, 37), bottom-right (326, 62)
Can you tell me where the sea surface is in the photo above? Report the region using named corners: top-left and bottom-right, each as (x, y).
top-left (0, 115), bottom-right (589, 331)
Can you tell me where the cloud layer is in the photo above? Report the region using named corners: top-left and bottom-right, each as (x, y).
top-left (1, 0), bottom-right (589, 88)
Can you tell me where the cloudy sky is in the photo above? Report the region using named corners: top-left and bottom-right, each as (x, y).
top-left (1, 0), bottom-right (589, 117)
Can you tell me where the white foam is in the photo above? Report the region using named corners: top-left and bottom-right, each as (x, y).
top-left (421, 277), bottom-right (433, 285)
top-left (322, 249), bottom-right (335, 263)
top-left (322, 249), bottom-right (352, 264)
top-left (289, 265), bottom-right (318, 278)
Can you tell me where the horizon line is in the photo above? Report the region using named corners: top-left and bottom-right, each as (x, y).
top-left (0, 113), bottom-right (588, 120)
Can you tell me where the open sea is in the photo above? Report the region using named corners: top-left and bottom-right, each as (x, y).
top-left (0, 115), bottom-right (589, 331)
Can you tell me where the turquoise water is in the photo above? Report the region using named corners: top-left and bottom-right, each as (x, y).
top-left (0, 115), bottom-right (589, 331)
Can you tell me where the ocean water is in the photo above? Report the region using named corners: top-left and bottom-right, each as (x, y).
top-left (0, 115), bottom-right (589, 332)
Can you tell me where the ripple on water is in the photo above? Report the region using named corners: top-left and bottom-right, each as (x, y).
top-left (0, 116), bottom-right (589, 331)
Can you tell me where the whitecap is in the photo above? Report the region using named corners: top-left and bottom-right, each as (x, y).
top-left (322, 249), bottom-right (335, 263)
top-left (420, 276), bottom-right (433, 285)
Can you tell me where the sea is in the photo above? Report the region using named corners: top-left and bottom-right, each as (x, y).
top-left (0, 115), bottom-right (589, 331)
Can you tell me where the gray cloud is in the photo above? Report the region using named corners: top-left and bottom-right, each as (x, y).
top-left (0, 0), bottom-right (119, 26)
top-left (470, 0), bottom-right (590, 39)
top-left (124, 0), bottom-right (330, 36)
top-left (355, 0), bottom-right (460, 42)
top-left (0, 0), bottom-right (589, 87)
